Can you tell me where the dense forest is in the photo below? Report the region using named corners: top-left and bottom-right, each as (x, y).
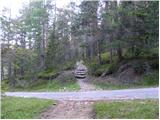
top-left (1, 0), bottom-right (159, 90)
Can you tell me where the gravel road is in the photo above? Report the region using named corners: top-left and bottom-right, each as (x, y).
top-left (5, 87), bottom-right (158, 101)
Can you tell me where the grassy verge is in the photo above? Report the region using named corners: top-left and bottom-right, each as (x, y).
top-left (12, 79), bottom-right (80, 92)
top-left (8, 70), bottom-right (80, 92)
top-left (93, 81), bottom-right (158, 90)
top-left (93, 100), bottom-right (159, 119)
top-left (1, 96), bottom-right (55, 119)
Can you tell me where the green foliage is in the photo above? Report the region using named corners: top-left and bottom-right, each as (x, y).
top-left (12, 74), bottom-right (80, 92)
top-left (87, 53), bottom-right (119, 76)
top-left (88, 61), bottom-right (108, 76)
top-left (139, 48), bottom-right (159, 59)
top-left (149, 59), bottom-right (159, 70)
top-left (132, 61), bottom-right (147, 74)
top-left (124, 47), bottom-right (159, 60)
top-left (142, 71), bottom-right (159, 86)
top-left (1, 80), bottom-right (9, 93)
top-left (1, 1), bottom-right (159, 90)
top-left (37, 69), bottom-right (59, 79)
top-left (94, 100), bottom-right (159, 119)
top-left (101, 52), bottom-right (110, 64)
top-left (62, 61), bottom-right (75, 70)
top-left (107, 61), bottom-right (118, 74)
top-left (93, 81), bottom-right (134, 90)
top-left (13, 79), bottom-right (80, 92)
top-left (1, 96), bottom-right (54, 119)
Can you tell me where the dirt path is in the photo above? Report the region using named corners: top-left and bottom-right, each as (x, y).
top-left (40, 64), bottom-right (97, 119)
top-left (78, 78), bottom-right (96, 91)
top-left (40, 100), bottom-right (95, 119)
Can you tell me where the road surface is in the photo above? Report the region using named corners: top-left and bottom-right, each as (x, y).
top-left (5, 87), bottom-right (159, 101)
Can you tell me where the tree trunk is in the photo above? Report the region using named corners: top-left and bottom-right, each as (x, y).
top-left (97, 40), bottom-right (102, 64)
top-left (20, 59), bottom-right (25, 78)
top-left (117, 47), bottom-right (123, 61)
top-left (1, 61), bottom-right (4, 80)
top-left (40, 23), bottom-right (46, 70)
top-left (109, 48), bottom-right (113, 64)
top-left (8, 62), bottom-right (13, 87)
top-left (109, 34), bottom-right (113, 64)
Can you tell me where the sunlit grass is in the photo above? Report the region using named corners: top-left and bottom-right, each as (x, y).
top-left (1, 96), bottom-right (55, 119)
top-left (94, 100), bottom-right (159, 119)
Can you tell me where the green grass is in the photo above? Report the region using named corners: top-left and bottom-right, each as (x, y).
top-left (1, 96), bottom-right (55, 119)
top-left (94, 100), bottom-right (159, 119)
top-left (28, 80), bottom-right (80, 92)
top-left (9, 70), bottom-right (80, 92)
top-left (12, 79), bottom-right (80, 92)
top-left (93, 80), bottom-right (158, 90)
top-left (93, 81), bottom-right (135, 90)
top-left (142, 71), bottom-right (159, 86)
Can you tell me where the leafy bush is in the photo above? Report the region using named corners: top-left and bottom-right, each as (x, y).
top-left (58, 72), bottom-right (76, 83)
top-left (88, 61), bottom-right (109, 76)
top-left (149, 59), bottom-right (159, 70)
top-left (124, 47), bottom-right (159, 60)
top-left (139, 47), bottom-right (159, 59)
top-left (94, 67), bottom-right (106, 76)
top-left (37, 69), bottom-right (59, 79)
top-left (62, 61), bottom-right (75, 70)
top-left (1, 80), bottom-right (9, 93)
top-left (87, 54), bottom-right (119, 76)
top-left (101, 52), bottom-right (110, 64)
top-left (142, 71), bottom-right (159, 86)
top-left (88, 62), bottom-right (99, 72)
top-left (132, 61), bottom-right (146, 74)
top-left (107, 62), bottom-right (118, 74)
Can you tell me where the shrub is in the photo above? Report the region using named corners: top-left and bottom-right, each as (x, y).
top-left (58, 73), bottom-right (76, 84)
top-left (132, 61), bottom-right (146, 74)
top-left (37, 69), bottom-right (59, 79)
top-left (89, 62), bottom-right (110, 76)
top-left (107, 62), bottom-right (118, 74)
top-left (88, 61), bottom-right (99, 73)
top-left (101, 52), bottom-right (110, 64)
top-left (1, 80), bottom-right (9, 93)
top-left (94, 68), bottom-right (106, 76)
top-left (142, 71), bottom-right (159, 86)
top-left (149, 59), bottom-right (159, 70)
top-left (63, 61), bottom-right (75, 70)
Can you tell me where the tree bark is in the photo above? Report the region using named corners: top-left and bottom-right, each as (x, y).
top-left (117, 47), bottom-right (123, 61)
top-left (97, 39), bottom-right (102, 64)
top-left (1, 60), bottom-right (4, 80)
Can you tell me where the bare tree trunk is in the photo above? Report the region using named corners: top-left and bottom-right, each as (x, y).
top-left (109, 34), bottom-right (113, 64)
top-left (117, 46), bottom-right (123, 61)
top-left (8, 62), bottom-right (12, 87)
top-left (20, 32), bottom-right (26, 77)
top-left (40, 23), bottom-right (46, 70)
top-left (1, 61), bottom-right (4, 80)
top-left (96, 40), bottom-right (102, 64)
top-left (109, 48), bottom-right (113, 64)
